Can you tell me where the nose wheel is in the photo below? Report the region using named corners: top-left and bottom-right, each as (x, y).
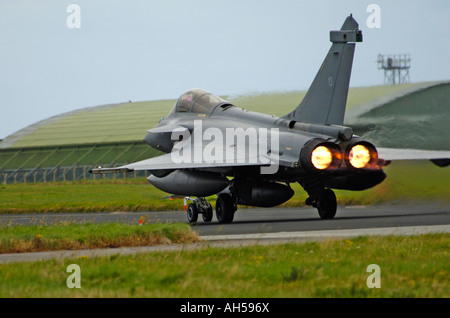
top-left (184, 197), bottom-right (213, 223)
top-left (184, 194), bottom-right (237, 224)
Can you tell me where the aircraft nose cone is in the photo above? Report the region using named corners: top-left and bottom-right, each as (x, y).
top-left (143, 132), bottom-right (154, 146)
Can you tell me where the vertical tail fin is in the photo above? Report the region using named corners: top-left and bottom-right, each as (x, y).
top-left (285, 15), bottom-right (362, 125)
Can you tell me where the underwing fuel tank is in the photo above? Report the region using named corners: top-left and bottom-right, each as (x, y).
top-left (234, 179), bottom-right (294, 207)
top-left (147, 170), bottom-right (230, 197)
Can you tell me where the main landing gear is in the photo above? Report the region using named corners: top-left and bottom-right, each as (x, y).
top-left (184, 193), bottom-right (237, 224)
top-left (304, 187), bottom-right (337, 219)
top-left (184, 187), bottom-right (337, 223)
top-left (215, 193), bottom-right (237, 224)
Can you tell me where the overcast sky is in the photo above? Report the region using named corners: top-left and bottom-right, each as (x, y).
top-left (1, 0), bottom-right (449, 139)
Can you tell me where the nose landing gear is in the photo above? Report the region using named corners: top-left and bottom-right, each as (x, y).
top-left (184, 197), bottom-right (213, 223)
top-left (184, 194), bottom-right (237, 224)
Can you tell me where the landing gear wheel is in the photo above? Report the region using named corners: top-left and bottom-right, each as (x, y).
top-left (186, 203), bottom-right (198, 223)
top-left (317, 189), bottom-right (337, 219)
top-left (202, 203), bottom-right (213, 222)
top-left (215, 194), bottom-right (235, 224)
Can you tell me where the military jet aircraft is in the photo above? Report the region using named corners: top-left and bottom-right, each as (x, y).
top-left (91, 15), bottom-right (449, 223)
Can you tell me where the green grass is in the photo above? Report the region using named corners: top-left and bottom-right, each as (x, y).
top-left (0, 179), bottom-right (181, 213)
top-left (0, 223), bottom-right (200, 253)
top-left (0, 234), bottom-right (448, 297)
top-left (0, 161), bottom-right (448, 214)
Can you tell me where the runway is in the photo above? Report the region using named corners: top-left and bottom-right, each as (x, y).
top-left (1, 203), bottom-right (449, 236)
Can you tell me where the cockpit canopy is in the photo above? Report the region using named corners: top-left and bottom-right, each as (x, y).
top-left (169, 89), bottom-right (231, 116)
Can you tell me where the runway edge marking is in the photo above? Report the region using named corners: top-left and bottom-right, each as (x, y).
top-left (199, 225), bottom-right (450, 241)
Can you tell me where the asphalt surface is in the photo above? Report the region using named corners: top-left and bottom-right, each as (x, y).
top-left (1, 203), bottom-right (449, 237)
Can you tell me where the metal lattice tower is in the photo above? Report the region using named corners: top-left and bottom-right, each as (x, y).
top-left (377, 54), bottom-right (411, 85)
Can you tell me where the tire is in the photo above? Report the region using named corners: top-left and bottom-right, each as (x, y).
top-left (187, 203), bottom-right (198, 223)
top-left (202, 203), bottom-right (213, 222)
top-left (317, 189), bottom-right (337, 219)
top-left (215, 194), bottom-right (234, 224)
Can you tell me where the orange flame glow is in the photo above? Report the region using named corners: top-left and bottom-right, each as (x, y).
top-left (349, 144), bottom-right (371, 168)
top-left (311, 146), bottom-right (333, 170)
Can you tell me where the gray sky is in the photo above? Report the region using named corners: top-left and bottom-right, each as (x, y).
top-left (1, 0), bottom-right (449, 139)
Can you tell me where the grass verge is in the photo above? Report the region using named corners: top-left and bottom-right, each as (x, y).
top-left (0, 234), bottom-right (448, 297)
top-left (0, 223), bottom-right (200, 254)
top-left (0, 161), bottom-right (448, 214)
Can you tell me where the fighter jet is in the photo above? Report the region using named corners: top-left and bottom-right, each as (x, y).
top-left (91, 15), bottom-right (450, 223)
